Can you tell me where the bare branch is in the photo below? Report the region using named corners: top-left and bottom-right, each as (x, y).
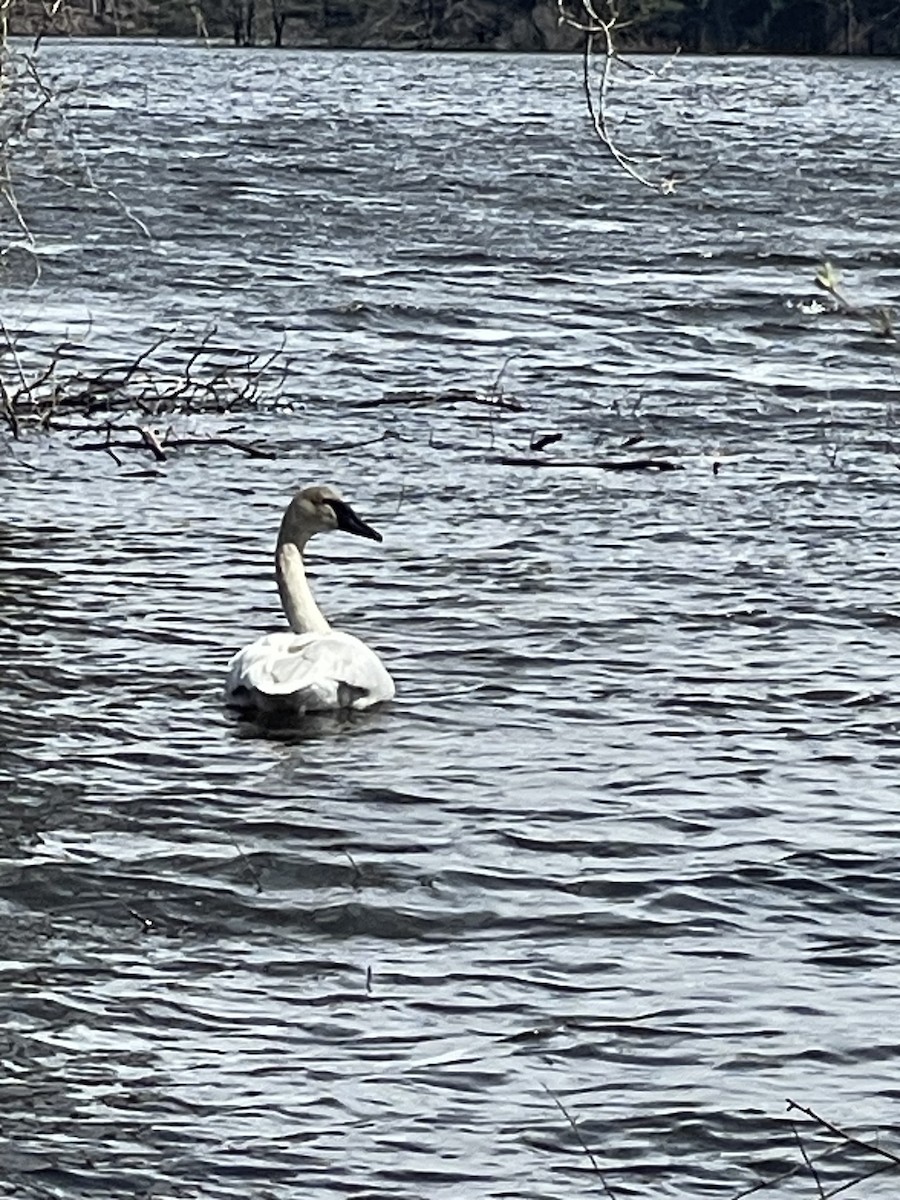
top-left (71, 429), bottom-right (276, 462)
top-left (785, 1099), bottom-right (900, 1168)
top-left (558, 0), bottom-right (682, 193)
top-left (138, 425), bottom-right (168, 461)
top-left (733, 1102), bottom-right (900, 1200)
top-left (790, 1120), bottom-right (827, 1200)
top-left (1, 330), bottom-right (285, 463)
top-left (363, 387), bottom-right (524, 413)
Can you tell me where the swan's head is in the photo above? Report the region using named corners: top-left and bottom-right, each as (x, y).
top-left (280, 484), bottom-right (383, 546)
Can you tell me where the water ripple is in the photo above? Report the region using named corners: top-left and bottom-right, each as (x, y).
top-left (2, 43), bottom-right (900, 1200)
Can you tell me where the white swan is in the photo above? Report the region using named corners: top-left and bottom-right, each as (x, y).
top-left (225, 485), bottom-right (395, 718)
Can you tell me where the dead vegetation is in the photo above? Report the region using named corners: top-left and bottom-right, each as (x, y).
top-left (546, 1091), bottom-right (900, 1199)
top-left (0, 327), bottom-right (686, 472)
top-left (0, 327), bottom-right (286, 461)
top-left (736, 1099), bottom-right (900, 1199)
top-left (349, 354), bottom-right (684, 472)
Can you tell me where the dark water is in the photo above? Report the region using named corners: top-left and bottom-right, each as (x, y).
top-left (2, 43), bottom-right (900, 1199)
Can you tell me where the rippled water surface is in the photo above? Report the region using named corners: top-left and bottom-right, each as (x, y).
top-left (2, 43), bottom-right (900, 1199)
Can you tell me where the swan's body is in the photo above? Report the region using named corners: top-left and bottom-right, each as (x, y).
top-left (225, 486), bottom-right (395, 718)
top-left (226, 629), bottom-right (394, 717)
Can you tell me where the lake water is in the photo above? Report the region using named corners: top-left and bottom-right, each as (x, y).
top-left (2, 41), bottom-right (900, 1200)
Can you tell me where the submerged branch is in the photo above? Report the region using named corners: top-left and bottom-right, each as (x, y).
top-left (359, 387), bottom-right (524, 413)
top-left (70, 425), bottom-right (276, 462)
top-left (785, 1099), bottom-right (900, 1168)
top-left (1, 333), bottom-right (285, 463)
top-left (494, 453), bottom-right (680, 470)
top-left (731, 1100), bottom-right (900, 1200)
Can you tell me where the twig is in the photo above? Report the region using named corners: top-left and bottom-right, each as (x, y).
top-left (730, 1142), bottom-right (846, 1200)
top-left (819, 1160), bottom-right (900, 1198)
top-left (734, 1103), bottom-right (900, 1200)
top-left (124, 905), bottom-right (157, 933)
top-left (0, 161), bottom-right (40, 280)
top-left (791, 1120), bottom-right (826, 1200)
top-left (32, 0), bottom-right (67, 53)
top-left (2, 39), bottom-right (153, 269)
top-left (558, 0), bottom-right (680, 193)
top-left (342, 849), bottom-right (362, 889)
top-left (785, 1099), bottom-right (900, 1167)
top-left (541, 1084), bottom-right (618, 1199)
top-left (227, 836), bottom-right (262, 893)
top-left (488, 353), bottom-right (517, 399)
top-left (363, 387), bottom-right (524, 413)
top-left (139, 425), bottom-right (167, 461)
top-left (0, 318), bottom-right (30, 394)
top-left (483, 355), bottom-right (519, 448)
top-left (1, 383), bottom-right (21, 438)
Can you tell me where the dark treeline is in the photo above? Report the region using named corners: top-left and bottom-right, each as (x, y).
top-left (9, 0), bottom-right (900, 54)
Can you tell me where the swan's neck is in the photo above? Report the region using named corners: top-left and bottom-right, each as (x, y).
top-left (275, 538), bottom-right (331, 635)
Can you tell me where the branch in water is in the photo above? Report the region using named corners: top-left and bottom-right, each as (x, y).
top-left (71, 426), bottom-right (276, 462)
top-left (493, 454), bottom-right (680, 470)
top-left (557, 0), bottom-right (683, 193)
top-left (361, 387), bottom-right (524, 413)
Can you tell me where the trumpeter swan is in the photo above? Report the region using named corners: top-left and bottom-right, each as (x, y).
top-left (225, 485), bottom-right (395, 717)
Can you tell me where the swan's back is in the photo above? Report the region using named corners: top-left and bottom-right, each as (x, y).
top-left (226, 629), bottom-right (395, 717)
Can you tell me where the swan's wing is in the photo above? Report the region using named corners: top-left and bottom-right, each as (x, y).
top-left (226, 631), bottom-right (395, 714)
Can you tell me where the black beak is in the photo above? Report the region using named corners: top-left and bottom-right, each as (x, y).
top-left (327, 498), bottom-right (383, 542)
